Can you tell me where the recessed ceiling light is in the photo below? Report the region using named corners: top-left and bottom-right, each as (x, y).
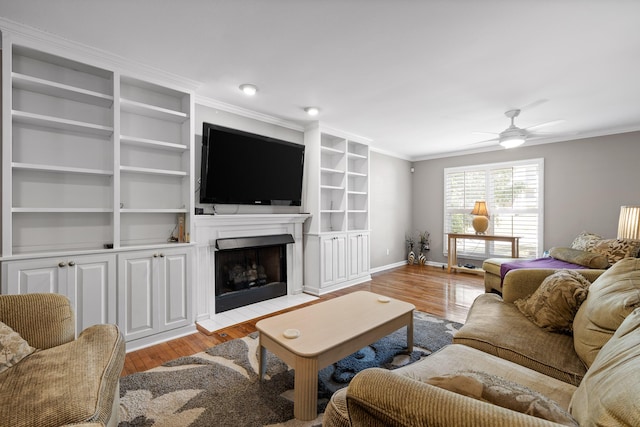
top-left (239, 84), bottom-right (258, 96)
top-left (305, 107), bottom-right (320, 116)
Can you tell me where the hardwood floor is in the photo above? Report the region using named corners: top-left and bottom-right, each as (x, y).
top-left (121, 264), bottom-right (484, 376)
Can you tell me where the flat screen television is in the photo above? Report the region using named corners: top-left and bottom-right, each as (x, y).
top-left (200, 122), bottom-right (305, 206)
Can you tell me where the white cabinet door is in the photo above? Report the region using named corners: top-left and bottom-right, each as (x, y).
top-left (2, 254), bottom-right (116, 334)
top-left (320, 234), bottom-right (347, 288)
top-left (71, 255), bottom-right (117, 332)
top-left (158, 248), bottom-right (191, 331)
top-left (348, 232), bottom-right (370, 280)
top-left (118, 247), bottom-right (192, 341)
top-left (118, 251), bottom-right (159, 341)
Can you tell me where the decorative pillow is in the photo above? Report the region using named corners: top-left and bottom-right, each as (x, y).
top-left (588, 238), bottom-right (640, 265)
top-left (548, 247), bottom-right (609, 269)
top-left (570, 231), bottom-right (602, 251)
top-left (426, 371), bottom-right (578, 426)
top-left (0, 321), bottom-right (36, 374)
top-left (569, 308), bottom-right (640, 426)
top-left (514, 270), bottom-right (590, 333)
top-left (573, 257), bottom-right (640, 367)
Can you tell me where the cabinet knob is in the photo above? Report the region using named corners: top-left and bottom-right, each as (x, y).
top-left (58, 262), bottom-right (66, 268)
top-left (68, 261), bottom-right (75, 267)
top-left (153, 253), bottom-right (159, 257)
top-left (159, 253), bottom-right (165, 258)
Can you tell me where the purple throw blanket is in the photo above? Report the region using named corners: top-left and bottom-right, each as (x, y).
top-left (499, 257), bottom-right (587, 286)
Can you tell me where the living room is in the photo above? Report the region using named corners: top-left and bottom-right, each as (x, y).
top-left (2, 2), bottom-right (640, 426)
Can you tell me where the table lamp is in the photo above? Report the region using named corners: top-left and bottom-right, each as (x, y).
top-left (471, 201), bottom-right (489, 235)
top-left (617, 206), bottom-right (640, 239)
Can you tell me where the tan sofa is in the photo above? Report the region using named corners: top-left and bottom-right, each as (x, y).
top-left (323, 258), bottom-right (640, 426)
top-left (0, 293), bottom-right (125, 427)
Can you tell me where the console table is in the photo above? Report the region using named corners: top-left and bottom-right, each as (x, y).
top-left (446, 233), bottom-right (520, 274)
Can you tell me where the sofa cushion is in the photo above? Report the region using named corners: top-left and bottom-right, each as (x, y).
top-left (589, 238), bottom-right (640, 264)
top-left (572, 257), bottom-right (640, 367)
top-left (0, 321), bottom-right (35, 374)
top-left (548, 247), bottom-right (609, 269)
top-left (453, 294), bottom-right (586, 386)
top-left (569, 308), bottom-right (640, 426)
top-left (426, 371), bottom-right (578, 426)
top-left (514, 270), bottom-right (590, 333)
top-left (570, 231), bottom-right (602, 251)
top-left (0, 324), bottom-right (125, 427)
top-left (395, 344), bottom-right (577, 410)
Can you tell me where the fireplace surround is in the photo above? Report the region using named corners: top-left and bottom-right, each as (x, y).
top-left (193, 213), bottom-right (311, 324)
top-left (214, 234), bottom-right (294, 313)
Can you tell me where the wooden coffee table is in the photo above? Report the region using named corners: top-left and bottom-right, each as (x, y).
top-left (256, 291), bottom-right (415, 421)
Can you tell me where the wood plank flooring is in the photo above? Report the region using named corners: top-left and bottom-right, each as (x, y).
top-left (122, 264), bottom-right (484, 376)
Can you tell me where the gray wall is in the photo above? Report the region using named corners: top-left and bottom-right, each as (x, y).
top-left (412, 131), bottom-right (640, 265)
top-left (369, 151), bottom-right (413, 269)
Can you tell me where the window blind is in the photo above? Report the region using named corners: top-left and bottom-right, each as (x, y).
top-left (444, 158), bottom-right (544, 259)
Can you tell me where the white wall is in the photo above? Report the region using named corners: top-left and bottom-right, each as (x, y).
top-left (411, 131), bottom-right (640, 265)
top-left (369, 151), bottom-right (413, 269)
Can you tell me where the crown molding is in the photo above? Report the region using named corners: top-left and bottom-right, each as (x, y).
top-left (195, 95), bottom-right (305, 132)
top-left (0, 17), bottom-right (201, 92)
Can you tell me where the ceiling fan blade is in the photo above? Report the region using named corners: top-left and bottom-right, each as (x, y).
top-left (525, 119), bottom-right (565, 131)
top-left (465, 136), bottom-right (499, 146)
top-left (519, 99), bottom-right (549, 111)
top-left (472, 131), bottom-right (499, 136)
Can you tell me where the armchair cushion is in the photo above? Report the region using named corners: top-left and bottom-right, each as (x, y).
top-left (570, 307), bottom-right (640, 426)
top-left (514, 270), bottom-right (590, 333)
top-left (425, 371), bottom-right (578, 426)
top-left (572, 257), bottom-right (640, 367)
top-left (0, 321), bottom-right (35, 374)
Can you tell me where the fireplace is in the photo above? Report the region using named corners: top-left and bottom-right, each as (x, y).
top-left (214, 234), bottom-right (294, 313)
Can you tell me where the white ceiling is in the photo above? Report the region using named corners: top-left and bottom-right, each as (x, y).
top-left (2, 0), bottom-right (640, 160)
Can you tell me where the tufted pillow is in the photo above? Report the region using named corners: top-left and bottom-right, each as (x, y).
top-left (0, 321), bottom-right (36, 373)
top-left (588, 238), bottom-right (640, 265)
top-left (548, 247), bottom-right (609, 269)
top-left (573, 257), bottom-right (640, 367)
top-left (514, 270), bottom-right (591, 333)
top-left (570, 231), bottom-right (602, 251)
top-left (569, 308), bottom-right (640, 426)
top-left (426, 371), bottom-right (578, 426)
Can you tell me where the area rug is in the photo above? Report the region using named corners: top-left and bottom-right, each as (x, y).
top-left (118, 311), bottom-right (462, 427)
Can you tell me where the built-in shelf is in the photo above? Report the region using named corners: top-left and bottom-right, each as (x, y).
top-left (12, 162), bottom-right (113, 176)
top-left (320, 210), bottom-right (344, 213)
top-left (120, 135), bottom-right (188, 151)
top-left (121, 208), bottom-right (188, 213)
top-left (120, 98), bottom-right (188, 123)
top-left (12, 207), bottom-right (113, 213)
top-left (12, 110), bottom-right (114, 136)
top-left (348, 191), bottom-right (367, 195)
top-left (348, 171), bottom-right (368, 177)
top-left (12, 72), bottom-right (114, 107)
top-left (321, 167), bottom-right (345, 174)
top-left (347, 152), bottom-right (367, 160)
top-left (321, 145), bottom-right (344, 154)
top-left (321, 185), bottom-right (345, 190)
top-left (120, 165), bottom-right (187, 177)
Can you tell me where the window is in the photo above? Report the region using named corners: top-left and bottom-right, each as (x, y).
top-left (444, 158), bottom-right (544, 259)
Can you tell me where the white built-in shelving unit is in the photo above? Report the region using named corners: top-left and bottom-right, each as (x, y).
top-left (303, 123), bottom-right (371, 295)
top-left (1, 27), bottom-right (195, 350)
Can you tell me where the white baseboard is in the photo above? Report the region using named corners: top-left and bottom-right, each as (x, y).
top-left (370, 260), bottom-right (447, 274)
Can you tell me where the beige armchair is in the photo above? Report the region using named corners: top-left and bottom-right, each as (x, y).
top-left (0, 293), bottom-right (125, 427)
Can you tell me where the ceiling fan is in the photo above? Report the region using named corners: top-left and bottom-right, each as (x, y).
top-left (473, 109), bottom-right (564, 149)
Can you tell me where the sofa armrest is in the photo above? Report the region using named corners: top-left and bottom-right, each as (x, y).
top-left (345, 368), bottom-right (564, 427)
top-left (502, 268), bottom-right (605, 303)
top-left (0, 293), bottom-right (75, 349)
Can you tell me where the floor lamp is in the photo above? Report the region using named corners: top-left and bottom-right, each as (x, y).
top-left (618, 206), bottom-right (640, 240)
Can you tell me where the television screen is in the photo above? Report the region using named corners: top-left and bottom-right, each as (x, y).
top-left (200, 123), bottom-right (305, 206)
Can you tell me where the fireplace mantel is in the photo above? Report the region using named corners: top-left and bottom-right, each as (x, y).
top-left (192, 213), bottom-right (311, 323)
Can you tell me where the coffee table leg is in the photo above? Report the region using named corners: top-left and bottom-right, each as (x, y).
top-left (407, 312), bottom-right (414, 351)
top-left (294, 356), bottom-right (319, 421)
top-left (259, 336), bottom-right (266, 380)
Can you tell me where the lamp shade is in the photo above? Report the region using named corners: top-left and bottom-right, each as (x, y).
top-left (471, 201), bottom-right (489, 216)
top-left (618, 206), bottom-right (640, 239)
